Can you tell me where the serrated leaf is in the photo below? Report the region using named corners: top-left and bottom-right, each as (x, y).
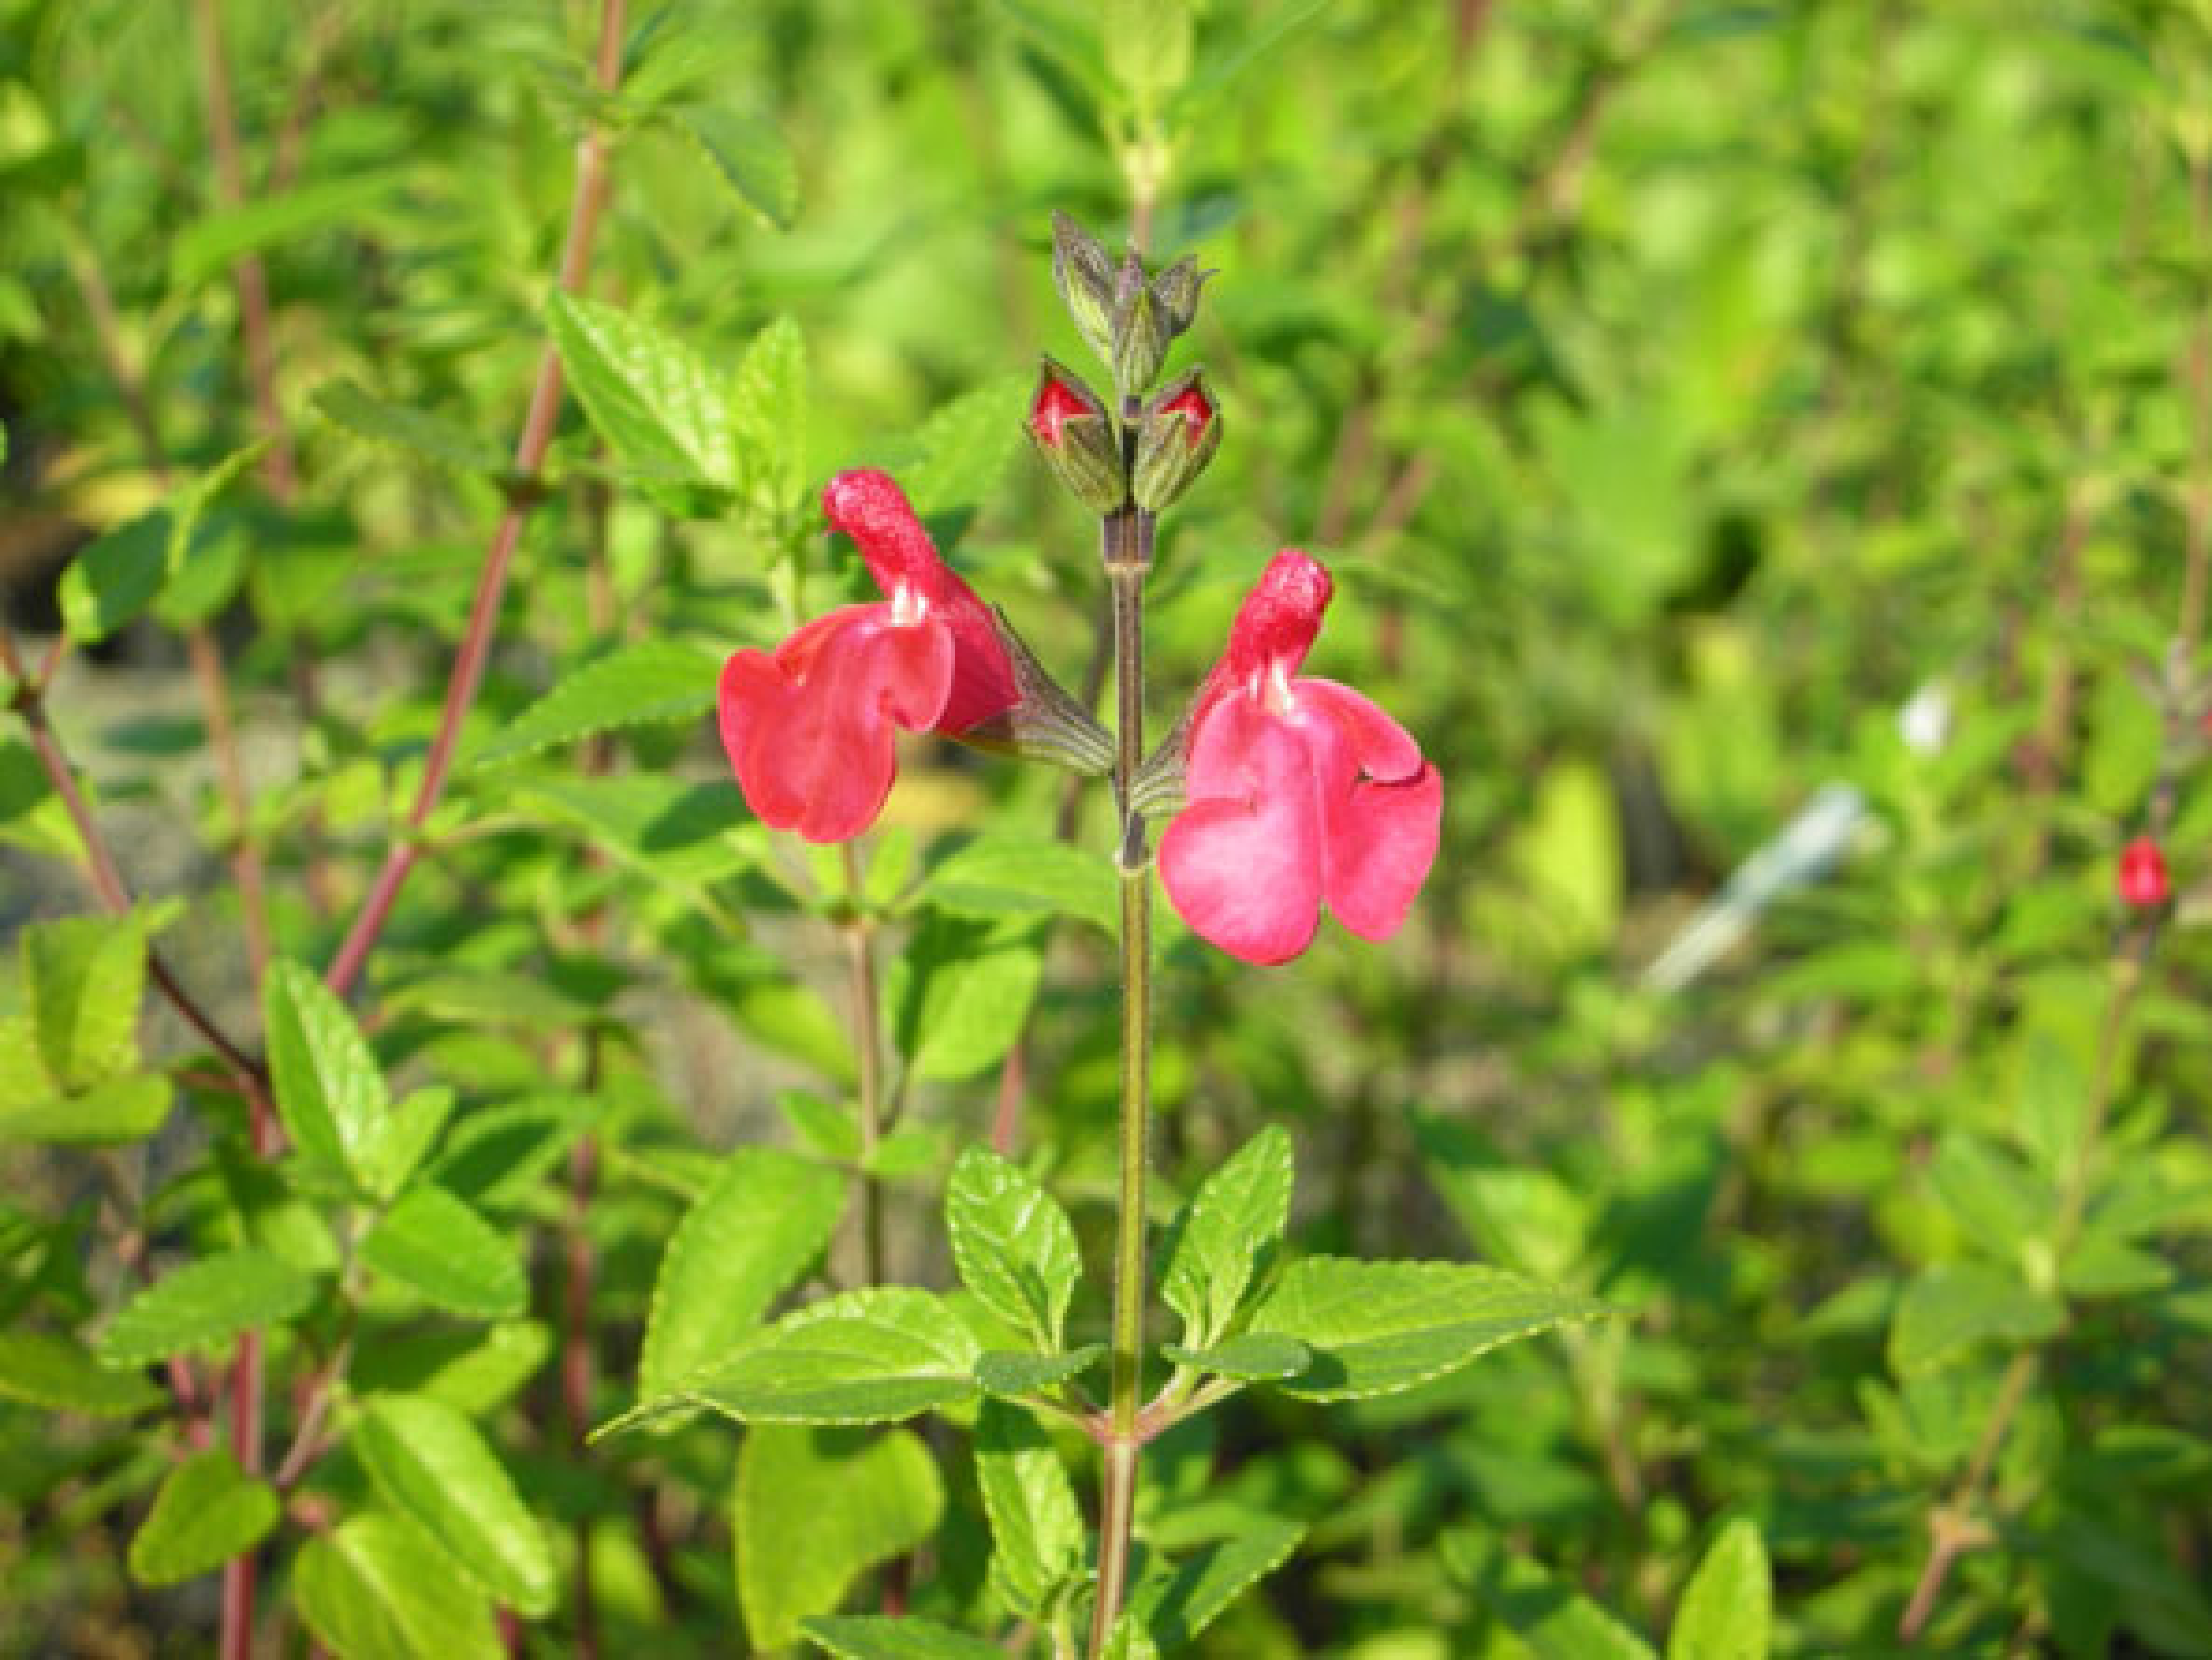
top-left (735, 1425), bottom-right (943, 1650)
top-left (974, 1345), bottom-right (1105, 1397)
top-left (361, 1187), bottom-right (527, 1319)
top-left (656, 1287), bottom-right (979, 1427)
top-left (128, 1449), bottom-right (278, 1586)
top-left (730, 314), bottom-right (808, 525)
top-left (974, 1398), bottom-right (1082, 1616)
top-left (350, 1322), bottom-right (552, 1418)
top-left (678, 106), bottom-right (798, 230)
top-left (546, 293), bottom-right (734, 488)
top-left (471, 641), bottom-right (721, 769)
top-left (1125, 1512), bottom-right (1305, 1648)
top-left (901, 376), bottom-right (1031, 517)
top-left (802, 1616), bottom-right (1008, 1660)
top-left (264, 958), bottom-right (389, 1188)
top-left (1247, 1257), bottom-right (1613, 1401)
top-left (97, 1249), bottom-right (315, 1368)
top-left (1668, 1519), bottom-right (1771, 1660)
top-left (0, 1074), bottom-right (173, 1144)
top-left (945, 1145), bottom-right (1081, 1349)
top-left (0, 1332), bottom-right (165, 1416)
top-left (312, 381), bottom-right (508, 476)
top-left (354, 1394), bottom-right (555, 1616)
top-left (1162, 1333), bottom-right (1310, 1381)
top-left (1888, 1261), bottom-right (2064, 1375)
top-left (1161, 1125), bottom-right (1293, 1348)
top-left (640, 1147), bottom-right (846, 1399)
top-left (295, 1512), bottom-right (503, 1660)
top-left (925, 835), bottom-right (1118, 935)
top-left (23, 912), bottom-right (149, 1089)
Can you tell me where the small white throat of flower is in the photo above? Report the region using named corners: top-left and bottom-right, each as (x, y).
top-left (890, 583), bottom-right (929, 627)
top-left (1255, 659), bottom-right (1298, 716)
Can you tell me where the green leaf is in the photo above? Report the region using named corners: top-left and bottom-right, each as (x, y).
top-left (471, 641), bottom-right (720, 769)
top-left (892, 917), bottom-right (1043, 1083)
top-left (172, 171), bottom-right (407, 288)
top-left (97, 1249), bottom-right (315, 1368)
top-left (354, 1087), bottom-right (457, 1204)
top-left (1668, 1519), bottom-right (1771, 1660)
top-left (360, 1187), bottom-right (527, 1319)
top-left (0, 1074), bottom-right (173, 1144)
top-left (295, 1512), bottom-right (503, 1660)
top-left (59, 513), bottom-right (172, 643)
top-left (944, 1144), bottom-right (1082, 1349)
top-left (974, 1399), bottom-right (1083, 1616)
top-left (974, 1345), bottom-right (1105, 1397)
top-left (1888, 1261), bottom-right (2064, 1375)
top-left (925, 835), bottom-right (1118, 935)
top-left (312, 380), bottom-right (508, 476)
top-left (900, 375), bottom-right (1031, 517)
top-left (264, 958), bottom-right (389, 1187)
top-left (354, 1394), bottom-right (556, 1616)
top-left (128, 1449), bottom-right (279, 1587)
top-left (1247, 1258), bottom-right (1614, 1401)
top-left (59, 445), bottom-right (266, 642)
top-left (546, 293), bottom-right (733, 488)
top-left (1160, 1125), bottom-right (1294, 1348)
top-left (646, 1287), bottom-right (980, 1428)
top-left (1926, 1133), bottom-right (2048, 1258)
top-left (0, 1331), bottom-right (165, 1416)
top-left (677, 106), bottom-right (799, 230)
top-left (735, 1425), bottom-right (944, 1650)
top-left (1445, 1534), bottom-right (1658, 1660)
top-left (350, 1322), bottom-right (552, 1418)
top-left (1105, 0), bottom-right (1193, 103)
top-left (510, 776), bottom-right (756, 892)
top-left (23, 912), bottom-right (149, 1089)
top-left (730, 314), bottom-right (808, 525)
top-left (1161, 1333), bottom-right (1311, 1381)
top-left (640, 1147), bottom-right (847, 1399)
top-left (1125, 1511), bottom-right (1305, 1648)
top-left (802, 1616), bottom-right (1008, 1660)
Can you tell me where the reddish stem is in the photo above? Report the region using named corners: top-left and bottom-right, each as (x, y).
top-left (325, 0), bottom-right (629, 996)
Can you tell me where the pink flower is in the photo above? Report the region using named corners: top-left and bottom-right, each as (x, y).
top-left (1159, 551), bottom-right (1442, 964)
top-left (717, 470), bottom-right (1018, 843)
top-left (2118, 834), bottom-right (2170, 909)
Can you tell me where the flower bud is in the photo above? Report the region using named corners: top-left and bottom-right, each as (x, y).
top-left (2118, 835), bottom-right (2170, 909)
top-left (1149, 255), bottom-right (1209, 336)
top-left (1051, 212), bottom-right (1119, 366)
top-left (1026, 358), bottom-right (1128, 513)
top-left (1131, 369), bottom-right (1222, 511)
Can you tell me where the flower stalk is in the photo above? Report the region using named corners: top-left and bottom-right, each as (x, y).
top-left (1091, 504), bottom-right (1156, 1657)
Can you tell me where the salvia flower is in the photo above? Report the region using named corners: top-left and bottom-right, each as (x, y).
top-left (717, 469), bottom-right (1018, 843)
top-left (1159, 551), bottom-right (1442, 964)
top-left (2118, 834), bottom-right (2170, 909)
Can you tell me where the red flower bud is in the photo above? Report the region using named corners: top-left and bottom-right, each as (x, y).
top-left (1026, 358), bottom-right (1126, 513)
top-left (1131, 369), bottom-right (1222, 511)
top-left (2118, 835), bottom-right (2170, 909)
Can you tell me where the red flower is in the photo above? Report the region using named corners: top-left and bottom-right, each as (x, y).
top-left (2118, 834), bottom-right (2170, 909)
top-left (1159, 551), bottom-right (1442, 964)
top-left (717, 470), bottom-right (1018, 843)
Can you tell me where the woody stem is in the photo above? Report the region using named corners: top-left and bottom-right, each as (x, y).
top-left (1090, 505), bottom-right (1154, 1657)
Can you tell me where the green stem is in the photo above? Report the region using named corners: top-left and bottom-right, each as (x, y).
top-left (840, 842), bottom-right (888, 1291)
top-left (1089, 508), bottom-right (1154, 1657)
